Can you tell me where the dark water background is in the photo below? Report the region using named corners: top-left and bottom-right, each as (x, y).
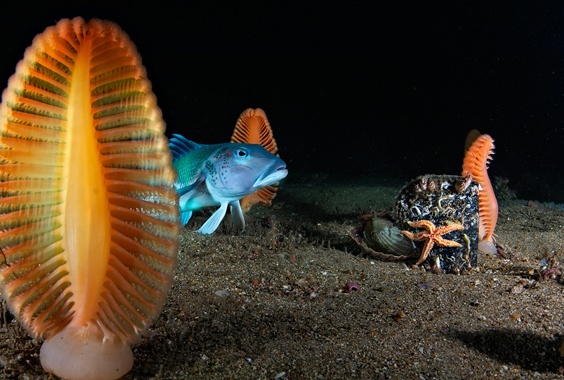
top-left (1, 1), bottom-right (562, 203)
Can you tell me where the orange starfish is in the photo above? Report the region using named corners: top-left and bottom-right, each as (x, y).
top-left (402, 220), bottom-right (464, 265)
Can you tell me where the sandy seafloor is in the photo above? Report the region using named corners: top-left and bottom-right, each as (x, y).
top-left (1, 171), bottom-right (563, 380)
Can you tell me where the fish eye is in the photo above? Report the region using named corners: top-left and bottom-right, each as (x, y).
top-left (234, 148), bottom-right (249, 158)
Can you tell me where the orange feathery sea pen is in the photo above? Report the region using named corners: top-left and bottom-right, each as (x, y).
top-left (461, 130), bottom-right (498, 254)
top-left (231, 108), bottom-right (281, 212)
top-left (0, 17), bottom-right (180, 380)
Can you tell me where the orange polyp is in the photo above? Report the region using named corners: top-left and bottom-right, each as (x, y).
top-left (0, 17), bottom-right (180, 380)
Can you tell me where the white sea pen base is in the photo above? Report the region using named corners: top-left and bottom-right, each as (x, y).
top-left (40, 324), bottom-right (134, 380)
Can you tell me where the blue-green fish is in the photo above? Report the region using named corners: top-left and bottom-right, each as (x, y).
top-left (169, 134), bottom-right (288, 234)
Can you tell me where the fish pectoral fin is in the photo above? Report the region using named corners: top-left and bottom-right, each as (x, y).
top-left (196, 203), bottom-right (228, 235)
top-left (230, 201), bottom-right (245, 231)
top-left (177, 175), bottom-right (205, 196)
top-left (180, 210), bottom-right (193, 226)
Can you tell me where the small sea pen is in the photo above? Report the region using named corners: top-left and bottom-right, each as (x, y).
top-left (461, 131), bottom-right (498, 254)
top-left (231, 108), bottom-right (280, 212)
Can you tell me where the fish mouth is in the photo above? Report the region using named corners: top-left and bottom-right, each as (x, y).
top-left (253, 165), bottom-right (288, 188)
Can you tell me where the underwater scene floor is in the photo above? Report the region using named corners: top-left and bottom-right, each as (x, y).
top-left (1, 171), bottom-right (563, 379)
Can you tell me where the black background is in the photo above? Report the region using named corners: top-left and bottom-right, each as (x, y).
top-left (1, 1), bottom-right (562, 202)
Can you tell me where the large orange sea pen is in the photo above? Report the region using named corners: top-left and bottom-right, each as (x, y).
top-left (0, 18), bottom-right (180, 379)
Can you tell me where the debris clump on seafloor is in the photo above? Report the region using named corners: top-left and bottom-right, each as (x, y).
top-left (349, 211), bottom-right (417, 262)
top-left (351, 174), bottom-right (480, 274)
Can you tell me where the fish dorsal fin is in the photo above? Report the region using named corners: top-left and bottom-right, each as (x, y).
top-left (230, 108), bottom-right (280, 212)
top-left (169, 134), bottom-right (201, 160)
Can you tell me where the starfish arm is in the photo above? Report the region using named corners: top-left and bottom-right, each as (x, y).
top-left (435, 237), bottom-right (462, 248)
top-left (402, 230), bottom-right (418, 240)
top-left (436, 224), bottom-right (465, 234)
top-left (407, 220), bottom-right (435, 230)
top-left (415, 240), bottom-right (434, 265)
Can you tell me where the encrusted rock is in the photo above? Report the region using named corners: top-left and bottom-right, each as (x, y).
top-left (393, 174), bottom-right (480, 273)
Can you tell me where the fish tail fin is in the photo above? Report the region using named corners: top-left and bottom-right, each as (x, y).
top-left (169, 134), bottom-right (200, 161)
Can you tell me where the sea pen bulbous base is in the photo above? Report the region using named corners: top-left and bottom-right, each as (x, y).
top-left (40, 324), bottom-right (134, 380)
